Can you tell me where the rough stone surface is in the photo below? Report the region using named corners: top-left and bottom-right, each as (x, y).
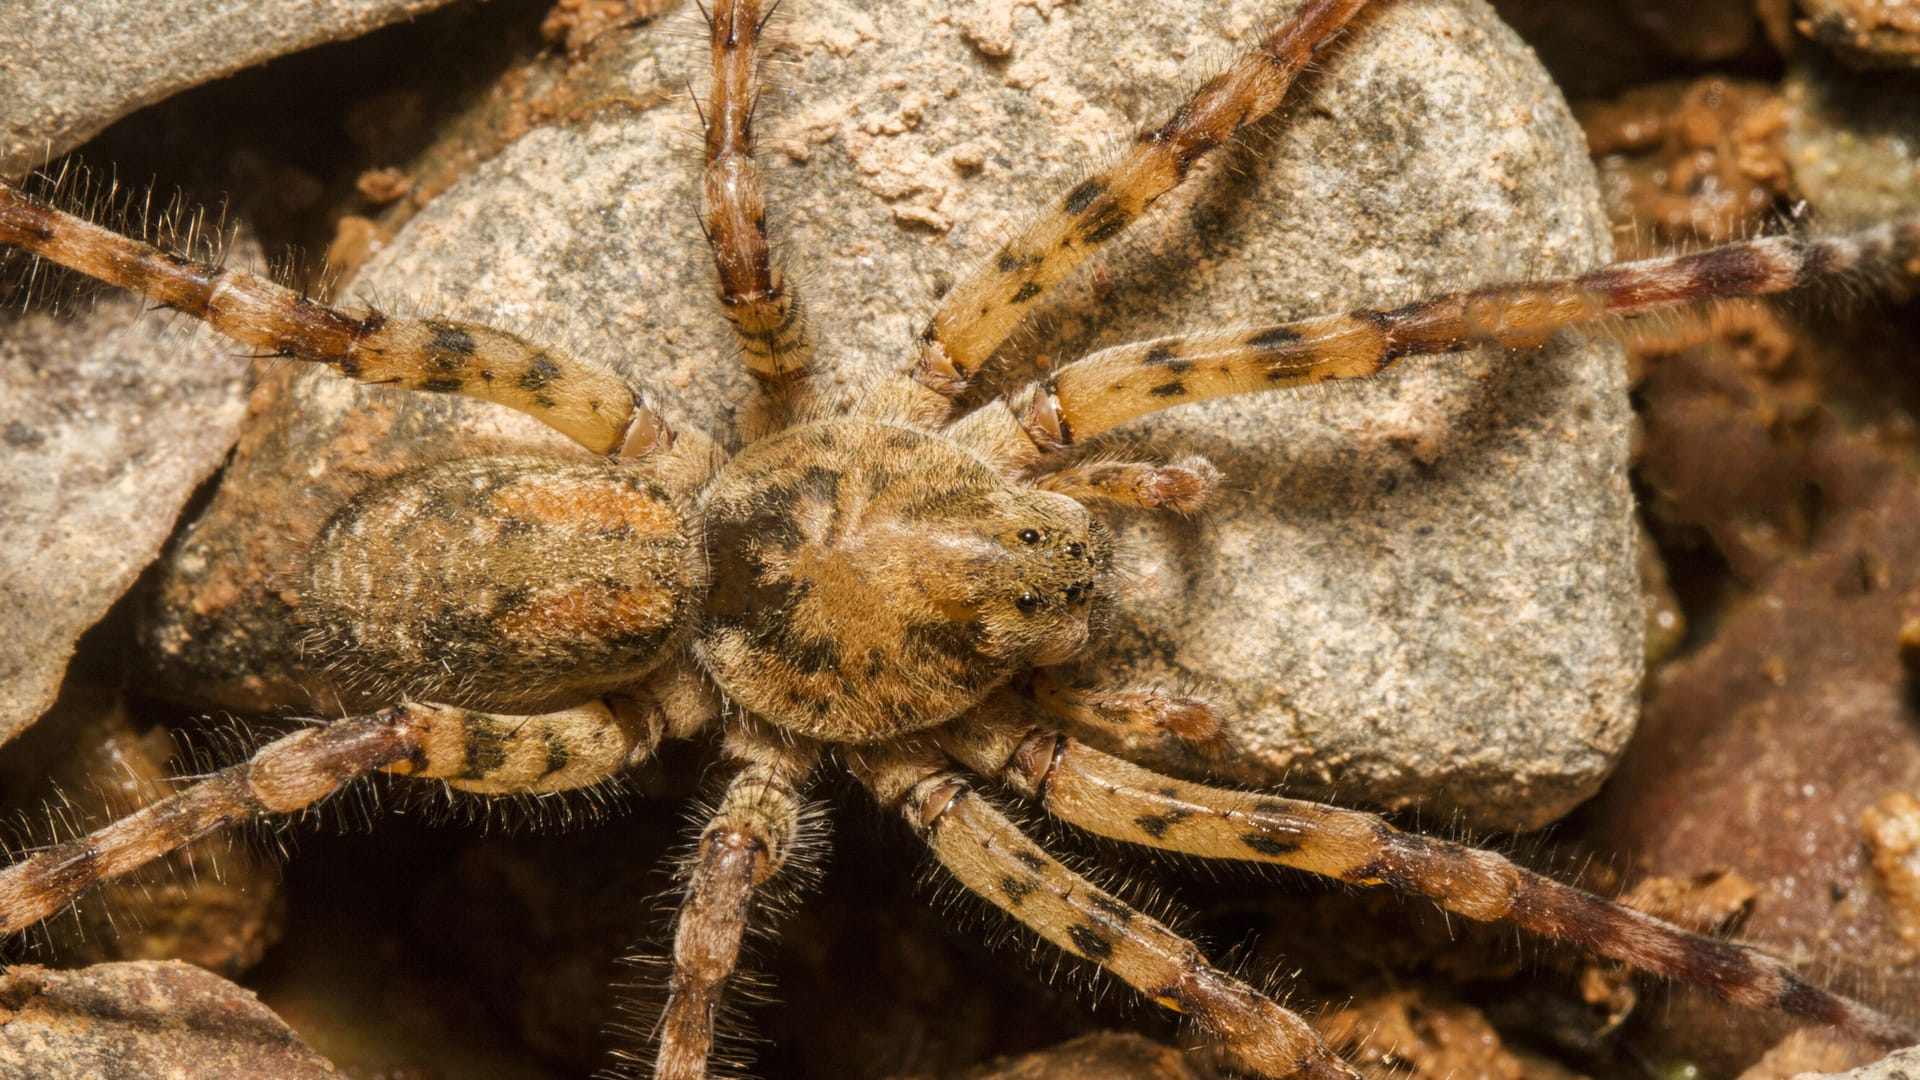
top-left (0, 289), bottom-right (250, 745)
top-left (1785, 54), bottom-right (1920, 221)
top-left (0, 0), bottom-right (462, 176)
top-left (1594, 302), bottom-right (1920, 1068)
top-left (131, 0), bottom-right (1637, 831)
top-left (1795, 1047), bottom-right (1920, 1079)
top-left (1796, 0), bottom-right (1920, 68)
top-left (0, 961), bottom-right (341, 1079)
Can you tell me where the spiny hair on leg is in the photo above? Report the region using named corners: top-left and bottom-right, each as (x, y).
top-left (377, 757), bottom-right (641, 837)
top-left (0, 159), bottom-right (244, 315)
top-left (0, 790), bottom-right (99, 957)
top-left (656, 771), bottom-right (833, 931)
top-left (608, 951), bottom-right (776, 1080)
top-left (0, 712), bottom-right (299, 960)
top-left (909, 790), bottom-right (1228, 1020)
top-left (604, 774), bottom-right (829, 1080)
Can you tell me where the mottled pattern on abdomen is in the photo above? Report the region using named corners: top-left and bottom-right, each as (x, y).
top-left (303, 457), bottom-right (703, 712)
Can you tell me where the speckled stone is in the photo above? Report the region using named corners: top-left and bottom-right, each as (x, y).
top-left (0, 961), bottom-right (342, 1079)
top-left (0, 0), bottom-right (460, 176)
top-left (1786, 52), bottom-right (1920, 221)
top-left (1795, 0), bottom-right (1920, 69)
top-left (0, 289), bottom-right (249, 745)
top-left (1793, 1047), bottom-right (1920, 1080)
top-left (129, 0), bottom-right (1637, 831)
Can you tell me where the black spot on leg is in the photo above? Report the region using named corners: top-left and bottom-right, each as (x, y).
top-left (1246, 326), bottom-right (1301, 351)
top-left (461, 712), bottom-right (511, 779)
top-left (1063, 178), bottom-right (1107, 215)
top-left (1000, 876), bottom-right (1037, 904)
top-left (1088, 893), bottom-right (1135, 923)
top-left (995, 248), bottom-right (1042, 274)
top-left (520, 354), bottom-right (562, 391)
top-left (1133, 809), bottom-right (1191, 839)
top-left (542, 730), bottom-right (571, 777)
top-left (428, 323), bottom-right (478, 356)
top-left (1149, 983), bottom-right (1196, 1015)
top-left (1149, 380), bottom-right (1186, 398)
top-left (1239, 832), bottom-right (1301, 856)
top-left (1141, 344), bottom-right (1194, 374)
top-left (1010, 281), bottom-right (1042, 303)
top-left (1081, 208), bottom-right (1131, 245)
top-left (1013, 849), bottom-right (1048, 872)
top-left (1066, 923), bottom-right (1115, 961)
top-left (420, 377), bottom-right (466, 393)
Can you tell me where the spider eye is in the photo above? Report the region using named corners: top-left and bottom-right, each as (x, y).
top-left (1015, 592), bottom-right (1042, 613)
top-left (1018, 528), bottom-right (1042, 544)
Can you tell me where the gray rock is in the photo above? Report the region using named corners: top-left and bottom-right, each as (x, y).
top-left (0, 0), bottom-right (462, 177)
top-left (133, 0), bottom-right (1637, 831)
top-left (0, 285), bottom-right (250, 745)
top-left (1785, 52), bottom-right (1920, 222)
top-left (1796, 1047), bottom-right (1920, 1079)
top-left (1795, 0), bottom-right (1920, 68)
top-left (0, 961), bottom-right (342, 1079)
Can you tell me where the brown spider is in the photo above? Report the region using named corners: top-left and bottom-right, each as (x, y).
top-left (1, 0), bottom-right (1917, 1076)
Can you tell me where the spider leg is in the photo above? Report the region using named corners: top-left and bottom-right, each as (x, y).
top-left (938, 714), bottom-right (1918, 1048)
top-left (0, 182), bottom-right (670, 456)
top-left (1023, 671), bottom-right (1223, 744)
top-left (1033, 456), bottom-right (1219, 515)
top-left (907, 0), bottom-right (1370, 401)
top-left (1005, 219), bottom-right (1920, 452)
top-left (700, 0), bottom-right (816, 419)
top-left (851, 742), bottom-right (1362, 1080)
top-left (654, 726), bottom-right (817, 1080)
top-left (0, 699), bottom-right (660, 935)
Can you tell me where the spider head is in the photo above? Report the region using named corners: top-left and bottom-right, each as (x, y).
top-left (962, 487), bottom-right (1114, 668)
top-left (699, 419), bottom-right (1113, 743)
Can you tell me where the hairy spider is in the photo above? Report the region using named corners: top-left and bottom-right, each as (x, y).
top-left (2, 0), bottom-right (1918, 1076)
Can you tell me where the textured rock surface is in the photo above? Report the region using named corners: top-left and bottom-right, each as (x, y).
top-left (1785, 54), bottom-right (1920, 221)
top-left (0, 961), bottom-right (341, 1079)
top-left (1796, 0), bottom-right (1920, 68)
top-left (0, 0), bottom-right (461, 176)
top-left (1795, 1047), bottom-right (1920, 1080)
top-left (1594, 302), bottom-right (1920, 1068)
top-left (136, 0), bottom-right (1638, 831)
top-left (0, 289), bottom-right (250, 744)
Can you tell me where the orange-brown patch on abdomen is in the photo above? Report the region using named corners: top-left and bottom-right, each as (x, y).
top-left (497, 579), bottom-right (681, 645)
top-left (490, 476), bottom-right (680, 537)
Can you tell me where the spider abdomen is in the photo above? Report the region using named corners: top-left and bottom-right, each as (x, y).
top-left (302, 456), bottom-right (704, 712)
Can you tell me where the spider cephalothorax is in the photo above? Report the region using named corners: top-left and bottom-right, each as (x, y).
top-left (702, 417), bottom-right (1112, 741)
top-left (2, 0), bottom-right (1918, 1077)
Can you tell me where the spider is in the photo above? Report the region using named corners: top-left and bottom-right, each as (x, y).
top-left (2, 0), bottom-right (1918, 1076)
